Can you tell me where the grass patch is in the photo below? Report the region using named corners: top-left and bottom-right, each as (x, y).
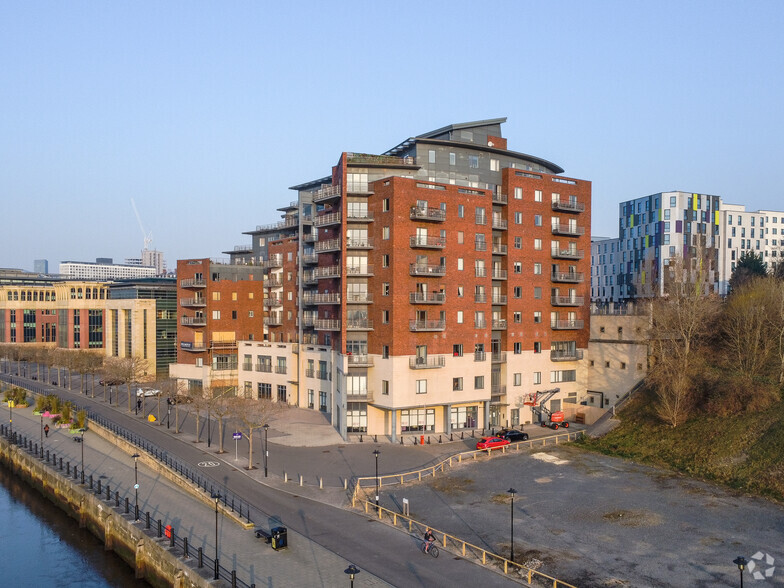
top-left (576, 388), bottom-right (784, 502)
top-left (430, 476), bottom-right (474, 496)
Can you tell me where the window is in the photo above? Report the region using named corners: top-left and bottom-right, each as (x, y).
top-left (457, 231), bottom-right (464, 244)
top-left (534, 239), bottom-right (542, 250)
top-left (382, 310), bottom-right (390, 324)
top-left (416, 379), bottom-right (427, 394)
top-left (457, 258), bottom-right (464, 271)
top-left (212, 310), bottom-right (220, 320)
top-left (453, 377), bottom-right (463, 391)
top-left (474, 375), bottom-right (484, 389)
top-left (513, 311), bottom-right (522, 323)
top-left (513, 373), bottom-right (522, 386)
top-left (533, 371), bottom-right (543, 385)
top-left (232, 292), bottom-right (238, 301)
top-left (456, 310), bottom-right (464, 324)
top-left (248, 292), bottom-right (254, 299)
top-left (514, 212), bottom-right (523, 224)
top-left (534, 263), bottom-right (542, 274)
top-left (551, 369), bottom-right (576, 383)
top-left (534, 342), bottom-right (541, 353)
top-left (453, 344), bottom-right (463, 357)
top-left (383, 282), bottom-right (390, 296)
top-left (212, 292), bottom-right (221, 301)
top-left (534, 287), bottom-right (542, 299)
top-left (620, 362), bottom-right (627, 369)
top-left (449, 152), bottom-right (456, 166)
top-left (475, 207), bottom-right (486, 225)
top-left (382, 254), bottom-right (389, 268)
top-left (428, 150), bottom-right (436, 163)
top-left (231, 310), bottom-right (237, 319)
top-left (534, 190), bottom-right (542, 202)
top-left (533, 311), bottom-right (541, 323)
top-left (514, 237), bottom-right (522, 249)
top-left (458, 204), bottom-right (464, 218)
top-left (513, 286), bottom-right (522, 298)
top-left (514, 187), bottom-right (522, 200)
top-left (468, 155), bottom-right (479, 168)
top-left (457, 285), bottom-right (464, 297)
top-left (490, 158), bottom-right (500, 171)
top-left (382, 345), bottom-right (389, 359)
top-left (513, 262), bottom-right (522, 274)
top-left (514, 342), bottom-right (522, 354)
top-left (383, 198), bottom-right (390, 212)
top-left (277, 385), bottom-right (287, 402)
top-left (319, 391), bottom-right (327, 412)
top-left (534, 215), bottom-right (542, 226)
top-left (258, 383), bottom-right (272, 399)
top-left (382, 380), bottom-right (389, 395)
top-left (383, 226), bottom-right (390, 239)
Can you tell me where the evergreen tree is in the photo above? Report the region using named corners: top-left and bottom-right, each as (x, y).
top-left (729, 251), bottom-right (767, 293)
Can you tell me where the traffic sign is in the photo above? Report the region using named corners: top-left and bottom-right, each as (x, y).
top-left (233, 432), bottom-right (242, 440)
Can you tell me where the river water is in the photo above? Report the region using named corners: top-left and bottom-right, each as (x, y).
top-left (0, 462), bottom-right (147, 588)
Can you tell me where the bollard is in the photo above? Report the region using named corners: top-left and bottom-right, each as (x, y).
top-left (158, 519), bottom-right (162, 537)
top-left (115, 491), bottom-right (120, 507)
top-left (461, 432), bottom-right (464, 439)
top-left (427, 436), bottom-right (431, 444)
top-left (414, 436), bottom-right (418, 445)
top-left (106, 485), bottom-right (110, 501)
top-left (197, 547), bottom-right (203, 568)
top-left (170, 529), bottom-right (174, 548)
top-left (135, 505), bottom-right (139, 521)
top-left (319, 477), bottom-right (323, 489)
top-left (232, 570), bottom-right (236, 587)
top-left (400, 436), bottom-right (404, 445)
top-left (359, 435), bottom-right (363, 443)
top-left (125, 497), bottom-right (129, 514)
top-left (96, 480), bottom-right (101, 494)
top-left (66, 461), bottom-right (69, 474)
top-left (343, 479), bottom-right (348, 490)
top-left (438, 435), bottom-right (442, 443)
top-left (299, 474), bottom-right (303, 487)
top-left (146, 512), bottom-right (151, 529)
top-left (184, 537), bottom-right (189, 558)
top-left (284, 472), bottom-right (288, 483)
top-left (89, 474), bottom-right (93, 489)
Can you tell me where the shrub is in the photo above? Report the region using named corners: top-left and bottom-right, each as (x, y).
top-left (75, 409), bottom-right (87, 429)
top-left (59, 402), bottom-right (72, 425)
top-left (48, 395), bottom-right (60, 414)
top-left (13, 388), bottom-right (26, 406)
top-left (35, 395), bottom-right (47, 413)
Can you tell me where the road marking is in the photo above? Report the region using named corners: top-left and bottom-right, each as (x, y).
top-left (531, 453), bottom-right (570, 465)
top-left (198, 461), bottom-right (220, 468)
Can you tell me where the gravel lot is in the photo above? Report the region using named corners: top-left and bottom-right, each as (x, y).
top-left (382, 444), bottom-right (784, 587)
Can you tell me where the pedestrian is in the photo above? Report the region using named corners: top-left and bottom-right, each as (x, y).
top-left (44, 424), bottom-right (50, 438)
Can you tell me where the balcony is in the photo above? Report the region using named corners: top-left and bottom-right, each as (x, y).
top-left (410, 206), bottom-right (446, 222)
top-left (474, 351), bottom-right (486, 361)
top-left (551, 198), bottom-right (586, 213)
top-left (551, 349), bottom-right (584, 362)
top-left (181, 342), bottom-right (206, 352)
top-left (346, 265), bottom-right (374, 277)
top-left (303, 232), bottom-right (317, 243)
top-left (475, 267), bottom-right (487, 278)
top-left (302, 292), bottom-right (341, 305)
top-left (492, 243), bottom-right (508, 255)
top-left (302, 315), bottom-right (316, 327)
top-left (492, 218), bottom-right (508, 230)
top-left (492, 192), bottom-right (507, 205)
top-left (492, 319), bottom-right (507, 330)
top-left (263, 297), bottom-right (283, 308)
top-left (347, 238), bottom-right (374, 250)
top-left (255, 364), bottom-right (273, 373)
top-left (347, 319), bottom-right (374, 331)
top-left (346, 390), bottom-right (374, 403)
top-left (410, 292), bottom-right (446, 304)
top-left (474, 293), bottom-right (487, 303)
top-left (180, 316), bottom-right (206, 326)
top-left (347, 210), bottom-right (374, 223)
top-left (315, 265), bottom-right (341, 280)
top-left (180, 297), bottom-right (206, 307)
top-left (551, 246), bottom-right (585, 260)
top-left (552, 271), bottom-right (585, 283)
top-left (475, 215), bottom-right (487, 226)
top-left (305, 368), bottom-right (330, 380)
top-left (410, 263), bottom-right (446, 277)
top-left (347, 152), bottom-right (416, 167)
top-left (551, 319), bottom-right (585, 330)
top-left (302, 253), bottom-right (319, 265)
top-left (265, 277), bottom-right (283, 288)
top-left (311, 183), bottom-right (342, 203)
top-left (491, 269), bottom-right (508, 280)
top-left (551, 223), bottom-right (586, 236)
top-left (492, 295), bottom-right (507, 305)
top-left (410, 235), bottom-right (446, 249)
top-left (348, 354), bottom-right (374, 367)
top-left (474, 320), bottom-right (487, 328)
top-left (552, 295), bottom-right (585, 306)
top-left (274, 365), bottom-right (287, 375)
top-left (180, 278), bottom-right (206, 289)
top-left (261, 255), bottom-right (283, 269)
top-left (264, 315), bottom-right (283, 326)
top-left (313, 212), bottom-right (342, 228)
top-left (409, 319), bottom-right (446, 332)
top-left (315, 238), bottom-right (341, 253)
top-left (303, 271), bottom-right (317, 285)
top-left (491, 352), bottom-right (507, 364)
top-left (346, 292), bottom-right (373, 304)
top-left (475, 241), bottom-right (487, 252)
top-left (409, 356), bottom-right (446, 369)
top-left (314, 319), bottom-right (341, 331)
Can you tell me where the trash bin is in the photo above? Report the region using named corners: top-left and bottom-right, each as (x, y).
top-left (271, 526), bottom-right (287, 550)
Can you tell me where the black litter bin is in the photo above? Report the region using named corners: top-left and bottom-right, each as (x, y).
top-left (271, 526), bottom-right (287, 550)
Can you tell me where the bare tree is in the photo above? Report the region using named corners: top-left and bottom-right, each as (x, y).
top-left (105, 356), bottom-right (149, 412)
top-left (230, 397), bottom-right (283, 470)
top-left (82, 352), bottom-right (104, 398)
top-left (648, 250), bottom-right (721, 426)
top-left (762, 278), bottom-right (784, 385)
top-left (210, 387), bottom-right (237, 454)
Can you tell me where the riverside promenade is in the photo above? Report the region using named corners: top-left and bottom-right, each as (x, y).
top-left (2, 373), bottom-right (529, 587)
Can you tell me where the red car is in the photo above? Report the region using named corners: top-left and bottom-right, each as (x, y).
top-left (476, 436), bottom-right (511, 450)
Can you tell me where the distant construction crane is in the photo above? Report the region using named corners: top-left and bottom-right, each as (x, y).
top-left (130, 197), bottom-right (153, 251)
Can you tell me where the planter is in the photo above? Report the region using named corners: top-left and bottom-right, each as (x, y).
top-left (57, 422), bottom-right (72, 429)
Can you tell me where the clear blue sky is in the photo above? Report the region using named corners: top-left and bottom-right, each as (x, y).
top-left (2, 1), bottom-right (783, 270)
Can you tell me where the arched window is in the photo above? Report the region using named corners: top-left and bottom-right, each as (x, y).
top-left (86, 288), bottom-right (91, 299)
top-left (77, 288), bottom-right (83, 299)
top-left (70, 288), bottom-right (76, 300)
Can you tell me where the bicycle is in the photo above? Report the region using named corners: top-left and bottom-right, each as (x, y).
top-left (421, 540), bottom-right (439, 558)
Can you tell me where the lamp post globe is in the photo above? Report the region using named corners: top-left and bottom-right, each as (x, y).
top-left (734, 556), bottom-right (747, 588)
top-left (344, 564), bottom-right (360, 588)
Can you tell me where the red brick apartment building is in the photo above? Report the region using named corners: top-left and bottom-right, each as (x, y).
top-left (213, 118), bottom-right (590, 440)
top-left (171, 259), bottom-right (267, 391)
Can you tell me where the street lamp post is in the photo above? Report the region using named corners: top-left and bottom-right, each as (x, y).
top-left (508, 488), bottom-right (517, 563)
top-left (344, 564), bottom-right (360, 588)
top-left (166, 398), bottom-right (171, 430)
top-left (207, 407), bottom-right (211, 448)
top-left (263, 424), bottom-right (269, 477)
top-left (734, 556), bottom-right (747, 588)
top-left (132, 453), bottom-right (140, 520)
top-left (9, 398), bottom-right (13, 438)
top-left (212, 492), bottom-right (221, 580)
top-left (79, 428), bottom-right (86, 484)
top-left (373, 449), bottom-right (380, 507)
top-left (40, 412), bottom-right (43, 456)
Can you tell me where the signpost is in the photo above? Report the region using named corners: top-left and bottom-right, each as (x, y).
top-left (233, 432), bottom-right (242, 461)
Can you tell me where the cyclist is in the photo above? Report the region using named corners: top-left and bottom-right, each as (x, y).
top-left (423, 527), bottom-right (435, 553)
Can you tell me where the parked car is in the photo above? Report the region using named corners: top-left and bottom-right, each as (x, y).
top-left (136, 388), bottom-right (161, 397)
top-left (100, 378), bottom-right (124, 386)
top-left (170, 395), bottom-right (192, 404)
top-left (476, 436), bottom-right (511, 451)
top-left (497, 429), bottom-right (529, 442)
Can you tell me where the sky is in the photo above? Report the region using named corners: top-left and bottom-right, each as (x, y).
top-left (2, 1), bottom-right (783, 271)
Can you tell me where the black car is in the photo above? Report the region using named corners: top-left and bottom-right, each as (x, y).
top-left (99, 378), bottom-right (124, 386)
top-left (497, 429), bottom-right (529, 442)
